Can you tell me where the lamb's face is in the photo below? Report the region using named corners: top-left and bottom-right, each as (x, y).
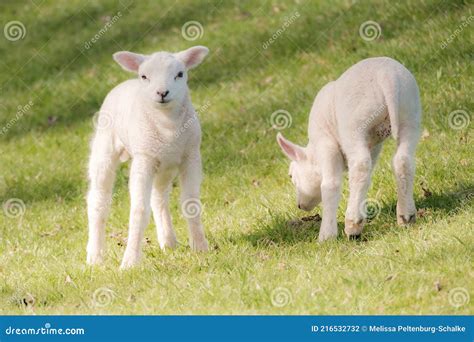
top-left (289, 160), bottom-right (322, 211)
top-left (277, 133), bottom-right (322, 211)
top-left (113, 46), bottom-right (209, 108)
top-left (138, 53), bottom-right (188, 106)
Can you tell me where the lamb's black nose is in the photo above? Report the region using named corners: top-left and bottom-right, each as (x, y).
top-left (157, 90), bottom-right (169, 98)
top-left (298, 204), bottom-right (301, 209)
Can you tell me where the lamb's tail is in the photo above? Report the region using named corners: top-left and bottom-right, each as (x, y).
top-left (377, 71), bottom-right (400, 141)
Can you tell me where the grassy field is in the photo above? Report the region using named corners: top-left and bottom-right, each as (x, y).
top-left (0, 0), bottom-right (472, 315)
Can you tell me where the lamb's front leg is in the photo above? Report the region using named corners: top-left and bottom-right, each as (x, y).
top-left (179, 152), bottom-right (208, 252)
top-left (345, 147), bottom-right (372, 238)
top-left (121, 155), bottom-right (156, 269)
top-left (319, 150), bottom-right (344, 241)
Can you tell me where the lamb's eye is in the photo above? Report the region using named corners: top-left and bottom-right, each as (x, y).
top-left (141, 75), bottom-right (147, 80)
top-left (175, 71), bottom-right (184, 79)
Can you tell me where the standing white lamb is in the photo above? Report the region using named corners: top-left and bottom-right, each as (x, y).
top-left (87, 46), bottom-right (210, 269)
top-left (277, 57), bottom-right (421, 240)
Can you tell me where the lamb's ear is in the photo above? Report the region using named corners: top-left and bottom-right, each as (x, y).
top-left (175, 46), bottom-right (209, 69)
top-left (276, 133), bottom-right (306, 161)
top-left (113, 51), bottom-right (146, 72)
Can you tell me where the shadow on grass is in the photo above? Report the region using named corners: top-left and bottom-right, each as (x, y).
top-left (1, 177), bottom-right (83, 205)
top-left (240, 213), bottom-right (324, 247)
top-left (242, 184), bottom-right (473, 247)
top-left (415, 184), bottom-right (473, 213)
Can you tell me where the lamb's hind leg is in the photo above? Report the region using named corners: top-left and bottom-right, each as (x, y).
top-left (179, 152), bottom-right (208, 251)
top-left (151, 170), bottom-right (178, 250)
top-left (393, 127), bottom-right (418, 225)
top-left (370, 143), bottom-right (383, 172)
top-left (87, 134), bottom-right (120, 265)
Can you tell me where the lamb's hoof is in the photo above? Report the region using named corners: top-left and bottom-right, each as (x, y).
top-left (158, 236), bottom-right (178, 250)
top-left (191, 239), bottom-right (209, 252)
top-left (348, 234), bottom-right (362, 241)
top-left (397, 213), bottom-right (416, 225)
top-left (87, 251), bottom-right (104, 265)
top-left (318, 229), bottom-right (338, 242)
top-left (344, 218), bottom-right (364, 237)
top-left (120, 253), bottom-right (141, 270)
top-left (120, 260), bottom-right (138, 270)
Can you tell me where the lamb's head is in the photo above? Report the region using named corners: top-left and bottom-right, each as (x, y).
top-left (113, 46), bottom-right (209, 107)
top-left (277, 133), bottom-right (322, 211)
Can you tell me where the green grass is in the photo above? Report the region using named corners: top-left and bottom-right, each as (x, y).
top-left (0, 0), bottom-right (472, 314)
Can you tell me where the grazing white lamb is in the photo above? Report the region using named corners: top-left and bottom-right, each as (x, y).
top-left (277, 57), bottom-right (421, 240)
top-left (87, 46), bottom-right (210, 269)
